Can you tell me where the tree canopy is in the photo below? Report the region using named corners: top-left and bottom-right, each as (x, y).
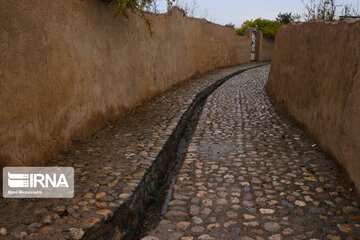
top-left (236, 19), bottom-right (285, 39)
top-left (276, 12), bottom-right (294, 24)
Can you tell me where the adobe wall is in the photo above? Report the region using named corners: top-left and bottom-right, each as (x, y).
top-left (0, 0), bottom-right (251, 166)
top-left (255, 31), bottom-right (274, 61)
top-left (267, 20), bottom-right (360, 194)
top-left (259, 35), bottom-right (274, 61)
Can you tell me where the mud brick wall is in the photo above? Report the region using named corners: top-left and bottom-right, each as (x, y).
top-left (0, 1), bottom-right (251, 167)
top-left (267, 20), bottom-right (360, 194)
top-left (255, 31), bottom-right (274, 62)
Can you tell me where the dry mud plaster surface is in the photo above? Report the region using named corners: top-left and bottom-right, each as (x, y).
top-left (267, 20), bottom-right (360, 194)
top-left (0, 1), bottom-right (251, 167)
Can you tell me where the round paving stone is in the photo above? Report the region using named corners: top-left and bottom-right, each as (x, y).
top-left (264, 222), bottom-right (281, 232)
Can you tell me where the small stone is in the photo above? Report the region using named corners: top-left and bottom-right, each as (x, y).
top-left (282, 228), bottom-right (293, 235)
top-left (343, 206), bottom-right (359, 214)
top-left (108, 178), bottom-right (119, 187)
top-left (169, 200), bottom-right (186, 206)
top-left (102, 195), bottom-right (115, 202)
top-left (281, 200), bottom-right (294, 208)
top-left (83, 217), bottom-right (102, 229)
top-left (260, 208), bottom-right (275, 214)
top-left (20, 232), bottom-right (27, 239)
top-left (244, 214), bottom-right (256, 220)
top-left (243, 201), bottom-right (254, 207)
top-left (243, 193), bottom-right (253, 200)
top-left (241, 237), bottom-right (255, 240)
top-left (0, 228), bottom-right (6, 235)
top-left (337, 224), bottom-right (353, 233)
top-left (319, 176), bottom-right (328, 182)
top-left (217, 198), bottom-right (228, 204)
top-left (164, 211), bottom-right (187, 219)
top-left (226, 210), bottom-right (238, 218)
top-left (41, 215), bottom-right (52, 224)
top-left (232, 192), bottom-right (241, 197)
top-left (264, 222), bottom-right (281, 232)
top-left (191, 198), bottom-right (200, 204)
top-left (224, 174), bottom-right (234, 179)
top-left (198, 234), bottom-right (215, 240)
top-left (96, 192), bottom-right (106, 199)
top-left (83, 193), bottom-right (94, 199)
top-left (197, 191), bottom-right (207, 198)
top-left (27, 223), bottom-right (42, 232)
top-left (39, 226), bottom-right (54, 232)
top-left (207, 223), bottom-right (220, 230)
top-left (243, 221), bottom-right (259, 227)
top-left (192, 216), bottom-right (203, 224)
top-left (224, 221), bottom-right (237, 228)
top-left (300, 186), bottom-right (310, 191)
top-left (69, 228), bottom-right (84, 240)
top-left (96, 209), bottom-right (113, 221)
top-left (201, 208), bottom-right (212, 215)
top-left (286, 195), bottom-right (296, 202)
top-left (269, 200), bottom-right (278, 206)
top-left (141, 236), bottom-right (159, 240)
top-left (325, 200), bottom-right (335, 207)
top-left (202, 199), bottom-right (213, 206)
top-left (119, 193), bottom-right (131, 199)
top-left (177, 222), bottom-right (190, 230)
top-left (191, 226), bottom-right (205, 233)
top-left (133, 172), bottom-right (144, 178)
top-left (169, 232), bottom-right (183, 239)
top-left (269, 234), bottom-right (282, 240)
top-left (232, 204), bottom-right (241, 210)
top-left (304, 196), bottom-right (313, 202)
top-left (95, 201), bottom-right (107, 208)
top-left (180, 237), bottom-right (194, 240)
top-left (34, 208), bottom-right (49, 216)
top-left (304, 176), bottom-right (317, 182)
top-left (174, 193), bottom-right (189, 200)
top-left (78, 201), bottom-right (88, 206)
top-left (53, 205), bottom-right (67, 215)
top-left (190, 205), bottom-right (200, 216)
top-left (295, 200), bottom-right (306, 207)
top-left (327, 235), bottom-right (340, 240)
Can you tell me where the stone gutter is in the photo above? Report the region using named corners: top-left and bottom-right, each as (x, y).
top-left (82, 64), bottom-right (268, 240)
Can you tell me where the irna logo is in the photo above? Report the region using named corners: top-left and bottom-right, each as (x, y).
top-left (3, 167), bottom-right (74, 198)
top-left (8, 172), bottom-right (69, 188)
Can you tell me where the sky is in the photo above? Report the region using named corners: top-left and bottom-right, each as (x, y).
top-left (157, 0), bottom-right (360, 27)
top-left (195, 0), bottom-right (307, 26)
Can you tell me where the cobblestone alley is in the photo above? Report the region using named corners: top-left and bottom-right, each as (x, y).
top-left (1, 65), bottom-right (359, 240)
top-left (143, 65), bottom-right (360, 240)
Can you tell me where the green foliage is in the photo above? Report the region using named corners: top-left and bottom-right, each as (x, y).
top-left (236, 18), bottom-right (284, 39)
top-left (276, 12), bottom-right (294, 24)
top-left (109, 0), bottom-right (174, 34)
top-left (111, 0), bottom-right (151, 17)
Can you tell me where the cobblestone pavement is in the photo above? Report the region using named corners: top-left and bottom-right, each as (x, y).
top-left (0, 63), bottom-right (262, 240)
top-left (144, 66), bottom-right (360, 240)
